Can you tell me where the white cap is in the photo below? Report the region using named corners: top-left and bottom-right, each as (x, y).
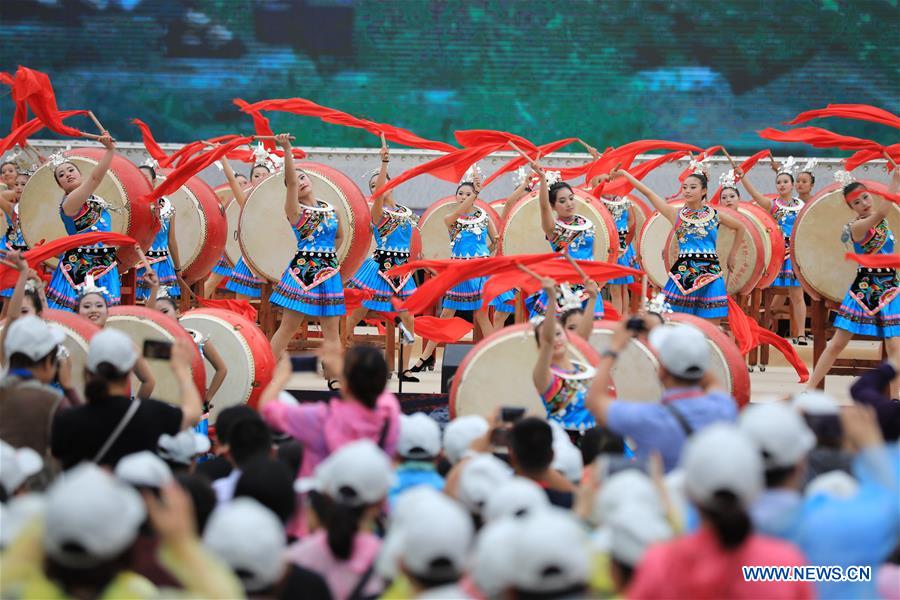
top-left (114, 451), bottom-right (174, 488)
top-left (158, 430), bottom-right (212, 465)
top-left (4, 316), bottom-right (66, 362)
top-left (397, 491), bottom-right (474, 581)
top-left (806, 471), bottom-right (859, 499)
top-left (0, 441), bottom-right (43, 495)
top-left (648, 324), bottom-right (710, 380)
top-left (552, 440), bottom-right (584, 484)
top-left (0, 493), bottom-right (46, 548)
top-left (593, 468), bottom-right (662, 527)
top-left (608, 505), bottom-right (673, 566)
top-left (508, 507), bottom-right (589, 594)
top-left (681, 423), bottom-right (763, 508)
top-left (471, 517), bottom-right (518, 597)
top-left (443, 415), bottom-right (489, 464)
top-left (739, 402), bottom-right (816, 469)
top-left (398, 413), bottom-right (442, 460)
top-left (456, 453), bottom-right (513, 515)
top-left (377, 487), bottom-right (448, 580)
top-left (791, 391), bottom-right (840, 416)
top-left (295, 439), bottom-right (394, 506)
top-left (203, 498), bottom-right (285, 592)
top-left (87, 329), bottom-right (138, 372)
top-left (43, 463), bottom-right (146, 567)
top-left (483, 476), bottom-right (550, 523)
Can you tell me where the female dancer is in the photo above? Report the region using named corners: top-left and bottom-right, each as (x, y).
top-left (0, 160), bottom-right (16, 190)
top-left (797, 159), bottom-right (817, 203)
top-left (408, 170), bottom-right (497, 373)
top-left (135, 162), bottom-right (182, 301)
top-left (204, 164), bottom-right (250, 296)
top-left (807, 172), bottom-right (900, 394)
top-left (740, 164), bottom-right (808, 344)
top-left (601, 193), bottom-right (638, 313)
top-left (46, 133), bottom-right (122, 311)
top-left (532, 276), bottom-right (597, 434)
top-left (0, 170), bottom-right (30, 305)
top-left (527, 165), bottom-right (603, 321)
top-left (223, 160), bottom-right (272, 300)
top-left (345, 143), bottom-right (420, 380)
top-left (610, 166), bottom-right (744, 325)
top-left (268, 134), bottom-right (346, 385)
top-left (488, 171), bottom-right (534, 329)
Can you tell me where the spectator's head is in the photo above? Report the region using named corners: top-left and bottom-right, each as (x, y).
top-left (212, 405), bottom-right (258, 452)
top-left (397, 412), bottom-right (442, 462)
top-left (549, 422), bottom-right (583, 484)
top-left (682, 424), bottom-right (763, 549)
top-left (84, 329), bottom-right (138, 403)
top-left (508, 417), bottom-right (554, 478)
top-left (648, 324), bottom-right (710, 386)
top-left (579, 427), bottom-right (627, 466)
top-left (805, 471), bottom-right (859, 500)
top-left (792, 391), bottom-right (843, 448)
top-left (138, 164), bottom-right (156, 184)
top-left (0, 440), bottom-right (43, 498)
top-left (592, 468), bottom-right (662, 529)
top-left (42, 464), bottom-right (146, 592)
top-left (483, 477), bottom-right (549, 523)
top-left (0, 493), bottom-right (46, 550)
top-left (203, 498), bottom-right (286, 594)
top-left (300, 440), bottom-right (394, 560)
top-left (342, 345), bottom-right (388, 408)
top-left (175, 473), bottom-right (216, 535)
top-left (608, 505), bottom-right (673, 591)
top-left (443, 415), bottom-right (489, 464)
top-left (226, 415), bottom-right (273, 468)
top-left (4, 316), bottom-right (66, 384)
top-left (235, 457), bottom-right (296, 525)
top-left (739, 402), bottom-right (815, 490)
top-left (158, 430), bottom-right (211, 472)
top-left (114, 451), bottom-right (174, 492)
top-left (456, 453), bottom-right (513, 521)
top-left (275, 439), bottom-right (303, 475)
top-left (471, 517), bottom-right (518, 598)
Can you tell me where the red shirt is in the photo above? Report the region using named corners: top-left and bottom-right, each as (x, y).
top-left (627, 526), bottom-right (814, 600)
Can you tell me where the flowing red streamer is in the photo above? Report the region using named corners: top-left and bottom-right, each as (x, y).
top-left (343, 288), bottom-right (374, 313)
top-left (11, 67), bottom-right (86, 138)
top-left (726, 297), bottom-right (808, 382)
top-left (413, 316), bottom-right (473, 343)
top-left (0, 110), bottom-right (89, 155)
top-left (844, 252), bottom-right (900, 269)
top-left (145, 137), bottom-right (253, 204)
top-left (594, 151), bottom-right (689, 197)
top-left (454, 129), bottom-right (538, 154)
top-left (709, 149), bottom-right (773, 205)
top-left (130, 118), bottom-right (169, 162)
top-left (844, 143), bottom-right (900, 172)
top-left (197, 298), bottom-right (258, 323)
top-left (785, 104), bottom-right (900, 130)
top-left (482, 137), bottom-right (579, 186)
top-left (0, 71), bottom-right (28, 131)
top-left (233, 98), bottom-right (275, 151)
top-left (758, 127), bottom-right (882, 152)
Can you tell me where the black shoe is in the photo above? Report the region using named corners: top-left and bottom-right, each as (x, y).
top-left (408, 353), bottom-right (435, 373)
top-left (400, 370), bottom-right (421, 383)
top-left (327, 379), bottom-right (340, 391)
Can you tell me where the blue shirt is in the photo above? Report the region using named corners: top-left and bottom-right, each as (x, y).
top-left (388, 461), bottom-right (445, 509)
top-left (606, 387), bottom-right (738, 472)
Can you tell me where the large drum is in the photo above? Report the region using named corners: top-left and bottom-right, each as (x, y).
top-left (19, 148), bottom-right (157, 269)
top-left (449, 323), bottom-right (600, 419)
top-left (626, 195), bottom-right (652, 249)
top-left (106, 306), bottom-right (206, 406)
top-left (792, 180), bottom-right (900, 302)
top-left (158, 173), bottom-right (227, 283)
top-left (736, 204), bottom-right (785, 289)
top-left (639, 204), bottom-right (765, 294)
top-left (179, 308), bottom-right (276, 420)
top-left (499, 188), bottom-right (618, 262)
top-left (587, 320), bottom-right (663, 402)
top-left (39, 309), bottom-right (100, 396)
top-left (418, 197), bottom-right (502, 260)
top-left (213, 184), bottom-right (242, 267)
top-left (238, 162), bottom-right (371, 282)
top-left (666, 313), bottom-right (751, 406)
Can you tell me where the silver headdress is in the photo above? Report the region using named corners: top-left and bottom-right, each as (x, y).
top-left (800, 158), bottom-right (818, 173)
top-left (48, 148), bottom-right (72, 169)
top-left (777, 156), bottom-right (797, 177)
top-left (141, 157), bottom-right (159, 170)
top-left (688, 156), bottom-right (711, 178)
top-left (513, 166), bottom-right (529, 188)
top-left (545, 170), bottom-right (562, 186)
top-left (156, 285), bottom-right (177, 300)
top-left (2, 148), bottom-right (33, 172)
top-left (460, 163), bottom-right (483, 186)
top-left (75, 275), bottom-right (109, 300)
top-left (251, 142), bottom-right (280, 173)
top-left (833, 170), bottom-right (856, 186)
top-left (719, 169), bottom-right (738, 190)
top-left (557, 283), bottom-right (583, 313)
top-left (645, 292), bottom-right (673, 316)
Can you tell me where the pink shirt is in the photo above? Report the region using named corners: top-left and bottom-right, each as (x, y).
top-left (286, 530), bottom-right (383, 600)
top-left (627, 527), bottom-right (814, 600)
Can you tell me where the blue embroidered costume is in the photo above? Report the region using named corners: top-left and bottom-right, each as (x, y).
top-left (135, 197), bottom-right (179, 300)
top-left (540, 362), bottom-right (597, 433)
top-left (604, 196), bottom-right (638, 286)
top-left (442, 208), bottom-right (491, 311)
top-left (269, 200), bottom-right (345, 317)
top-left (0, 205), bottom-right (28, 298)
top-left (770, 197), bottom-right (803, 287)
top-left (662, 206), bottom-right (728, 318)
top-left (225, 256), bottom-right (265, 298)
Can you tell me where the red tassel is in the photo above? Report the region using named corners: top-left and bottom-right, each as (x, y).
top-left (0, 110), bottom-right (89, 155)
top-left (709, 149), bottom-right (772, 205)
top-left (130, 119), bottom-right (169, 162)
top-left (11, 67), bottom-right (86, 138)
top-left (785, 104), bottom-right (900, 129)
top-left (725, 296), bottom-right (808, 383)
top-left (482, 137), bottom-right (578, 186)
top-left (146, 137), bottom-right (253, 204)
top-left (596, 151), bottom-right (689, 197)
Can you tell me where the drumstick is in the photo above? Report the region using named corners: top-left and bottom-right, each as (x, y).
top-left (576, 139), bottom-right (594, 154)
top-left (722, 148), bottom-right (738, 172)
top-left (380, 133), bottom-right (387, 148)
top-left (516, 263), bottom-right (544, 282)
top-left (135, 245), bottom-right (154, 273)
top-left (883, 151), bottom-right (898, 170)
top-left (564, 252), bottom-right (590, 282)
top-left (88, 111), bottom-right (106, 135)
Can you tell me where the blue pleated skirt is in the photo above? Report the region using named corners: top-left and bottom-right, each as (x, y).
top-left (662, 276), bottom-right (728, 318)
top-left (47, 265), bottom-right (122, 312)
top-left (225, 258), bottom-right (263, 298)
top-left (772, 256), bottom-right (801, 288)
top-left (135, 257), bottom-right (180, 300)
top-left (211, 255), bottom-right (233, 277)
top-left (442, 277), bottom-right (486, 311)
top-left (490, 289), bottom-right (517, 313)
top-left (270, 268), bottom-right (346, 317)
top-left (347, 256), bottom-right (416, 312)
top-left (609, 244), bottom-right (637, 285)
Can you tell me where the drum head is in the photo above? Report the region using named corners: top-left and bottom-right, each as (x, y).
top-left (224, 199), bottom-right (242, 266)
top-left (666, 313), bottom-right (751, 407)
top-left (180, 308), bottom-right (276, 420)
top-left (238, 163), bottom-right (371, 282)
top-left (418, 197), bottom-right (501, 260)
top-left (158, 173), bottom-right (205, 280)
top-left (737, 204), bottom-right (785, 289)
top-left (107, 306), bottom-right (206, 406)
top-left (588, 321), bottom-right (663, 402)
top-left (449, 323), bottom-right (600, 419)
top-left (637, 210), bottom-right (673, 289)
top-left (792, 181), bottom-right (900, 302)
top-left (499, 188), bottom-right (617, 261)
top-left (19, 149), bottom-right (155, 270)
top-left (628, 195), bottom-right (652, 247)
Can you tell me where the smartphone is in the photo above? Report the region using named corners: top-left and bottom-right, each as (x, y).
top-left (500, 406), bottom-right (526, 423)
top-left (290, 355), bottom-right (319, 373)
top-left (489, 427), bottom-right (510, 447)
top-left (143, 339), bottom-right (172, 360)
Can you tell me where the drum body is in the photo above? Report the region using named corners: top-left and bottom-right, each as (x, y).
top-left (449, 323), bottom-right (600, 419)
top-left (736, 204), bottom-right (785, 289)
top-left (792, 181), bottom-right (900, 302)
top-left (587, 320), bottom-right (663, 402)
top-left (224, 200), bottom-right (242, 266)
top-left (499, 188), bottom-right (618, 262)
top-left (107, 306), bottom-right (206, 406)
top-left (179, 308), bottom-right (276, 419)
top-left (238, 162), bottom-right (371, 282)
top-left (19, 148), bottom-right (157, 269)
top-left (39, 309), bottom-right (100, 395)
top-left (418, 197), bottom-right (501, 261)
top-left (158, 173), bottom-right (227, 283)
top-left (666, 313), bottom-right (751, 407)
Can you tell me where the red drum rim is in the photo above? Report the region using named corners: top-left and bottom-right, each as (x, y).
top-left (736, 204), bottom-right (785, 289)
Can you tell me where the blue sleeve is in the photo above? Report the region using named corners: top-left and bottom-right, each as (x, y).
top-left (606, 401), bottom-right (663, 440)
